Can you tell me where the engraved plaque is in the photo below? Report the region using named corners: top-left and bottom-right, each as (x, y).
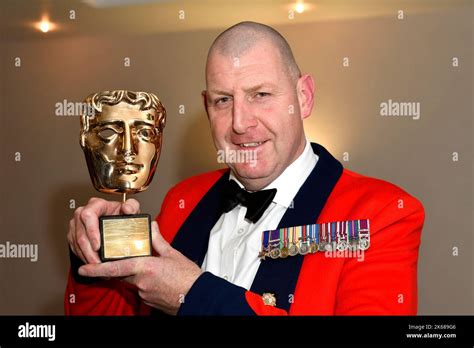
top-left (100, 214), bottom-right (152, 261)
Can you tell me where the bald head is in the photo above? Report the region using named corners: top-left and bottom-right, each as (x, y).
top-left (207, 21), bottom-right (301, 83)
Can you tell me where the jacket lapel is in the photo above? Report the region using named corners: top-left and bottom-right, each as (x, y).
top-left (249, 143), bottom-right (343, 311)
top-left (170, 171), bottom-right (230, 265)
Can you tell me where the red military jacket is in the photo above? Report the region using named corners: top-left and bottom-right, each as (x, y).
top-left (65, 143), bottom-right (424, 315)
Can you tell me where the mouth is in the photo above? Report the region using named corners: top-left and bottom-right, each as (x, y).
top-left (236, 140), bottom-right (269, 149)
top-left (115, 163), bottom-right (142, 175)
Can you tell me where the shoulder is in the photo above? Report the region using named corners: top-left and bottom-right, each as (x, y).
top-left (338, 169), bottom-right (423, 206)
top-left (325, 168), bottom-right (425, 228)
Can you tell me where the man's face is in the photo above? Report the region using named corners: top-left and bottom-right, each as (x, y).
top-left (205, 41), bottom-right (308, 189)
top-left (82, 102), bottom-right (162, 194)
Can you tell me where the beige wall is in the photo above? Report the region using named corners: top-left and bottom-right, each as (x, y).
top-left (1, 3), bottom-right (472, 314)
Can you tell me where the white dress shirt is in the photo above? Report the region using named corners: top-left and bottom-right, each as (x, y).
top-left (201, 140), bottom-right (318, 290)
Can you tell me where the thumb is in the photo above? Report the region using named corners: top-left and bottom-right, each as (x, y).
top-left (151, 221), bottom-right (170, 256)
top-left (121, 198), bottom-right (140, 215)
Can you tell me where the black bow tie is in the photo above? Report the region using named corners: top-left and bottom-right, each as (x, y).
top-left (221, 179), bottom-right (277, 223)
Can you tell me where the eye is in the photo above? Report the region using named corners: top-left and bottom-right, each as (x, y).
top-left (255, 92), bottom-right (271, 98)
top-left (215, 96), bottom-right (231, 105)
top-left (97, 128), bottom-right (119, 141)
top-left (137, 127), bottom-right (156, 141)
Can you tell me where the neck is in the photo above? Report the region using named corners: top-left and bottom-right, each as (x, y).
top-left (237, 177), bottom-right (275, 192)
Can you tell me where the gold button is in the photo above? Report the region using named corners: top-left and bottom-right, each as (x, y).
top-left (262, 293), bottom-right (276, 307)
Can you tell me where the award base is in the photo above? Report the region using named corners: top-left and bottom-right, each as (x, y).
top-left (99, 214), bottom-right (152, 262)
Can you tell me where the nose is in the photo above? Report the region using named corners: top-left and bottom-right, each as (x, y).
top-left (232, 97), bottom-right (258, 134)
top-left (121, 124), bottom-right (137, 160)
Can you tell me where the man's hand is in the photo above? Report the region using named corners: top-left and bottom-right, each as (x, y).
top-left (77, 221), bottom-right (203, 315)
top-left (67, 197), bottom-right (141, 264)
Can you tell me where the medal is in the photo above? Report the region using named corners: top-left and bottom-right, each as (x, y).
top-left (336, 221), bottom-right (349, 251)
top-left (280, 228), bottom-right (289, 258)
top-left (309, 224), bottom-right (318, 253)
top-left (319, 222), bottom-right (328, 251)
top-left (288, 226), bottom-right (299, 256)
top-left (299, 243), bottom-right (310, 255)
top-left (269, 230), bottom-right (280, 259)
top-left (347, 221), bottom-right (356, 251)
top-left (259, 219), bottom-right (371, 260)
top-left (359, 238), bottom-right (370, 251)
top-left (288, 244), bottom-right (298, 256)
top-left (330, 222), bottom-right (337, 251)
top-left (299, 225), bottom-right (310, 255)
top-left (324, 223), bottom-right (333, 251)
top-left (337, 240), bottom-right (348, 251)
top-left (358, 219), bottom-right (370, 251)
top-left (259, 230), bottom-right (270, 259)
top-left (270, 247), bottom-right (280, 259)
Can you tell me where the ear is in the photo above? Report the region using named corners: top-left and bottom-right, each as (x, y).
top-left (201, 90), bottom-right (209, 116)
top-left (296, 74), bottom-right (315, 120)
top-left (79, 115), bottom-right (86, 148)
top-left (80, 132), bottom-right (86, 148)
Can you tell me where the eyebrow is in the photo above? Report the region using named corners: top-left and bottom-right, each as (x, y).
top-left (208, 89), bottom-right (232, 96)
top-left (94, 120), bottom-right (154, 127)
top-left (208, 83), bottom-right (278, 96)
top-left (244, 83), bottom-right (275, 94)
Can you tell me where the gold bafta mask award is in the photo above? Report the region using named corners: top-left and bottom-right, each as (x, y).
top-left (80, 90), bottom-right (166, 262)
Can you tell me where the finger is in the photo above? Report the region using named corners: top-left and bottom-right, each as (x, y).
top-left (88, 197), bottom-right (123, 216)
top-left (142, 301), bottom-right (155, 308)
top-left (80, 208), bottom-right (101, 252)
top-left (78, 258), bottom-right (141, 278)
top-left (120, 274), bottom-right (139, 287)
top-left (71, 230), bottom-right (87, 264)
top-left (77, 210), bottom-right (101, 263)
top-left (67, 219), bottom-right (79, 257)
top-left (121, 198), bottom-right (141, 215)
top-left (73, 236), bottom-right (87, 264)
top-left (76, 232), bottom-right (101, 264)
top-left (72, 207), bottom-right (88, 263)
top-left (151, 221), bottom-right (170, 256)
top-left (82, 198), bottom-right (121, 251)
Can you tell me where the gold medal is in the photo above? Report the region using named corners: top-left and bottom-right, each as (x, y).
top-left (288, 244), bottom-right (298, 256)
top-left (287, 227), bottom-right (298, 256)
top-left (279, 228), bottom-right (289, 258)
top-left (270, 247), bottom-right (280, 259)
top-left (267, 230), bottom-right (280, 259)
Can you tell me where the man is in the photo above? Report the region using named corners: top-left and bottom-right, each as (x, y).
top-left (65, 21), bottom-right (424, 315)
